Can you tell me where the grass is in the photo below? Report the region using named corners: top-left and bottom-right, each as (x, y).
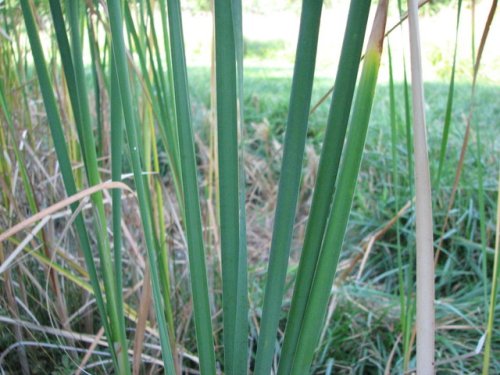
top-left (190, 68), bottom-right (499, 158)
top-left (169, 71), bottom-right (495, 373)
top-left (1, 70), bottom-right (498, 373)
top-left (189, 71), bottom-right (499, 373)
top-left (254, 2), bottom-right (325, 373)
top-left (1, 1), bottom-right (499, 374)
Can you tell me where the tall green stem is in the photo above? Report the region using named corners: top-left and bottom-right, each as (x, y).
top-left (253, 2), bottom-right (323, 373)
top-left (107, 0), bottom-right (176, 372)
top-left (277, 3), bottom-right (371, 373)
top-left (288, 1), bottom-right (388, 372)
top-left (165, 0), bottom-right (216, 372)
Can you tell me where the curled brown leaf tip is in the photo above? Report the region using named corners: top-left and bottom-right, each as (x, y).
top-left (367, 0), bottom-right (389, 54)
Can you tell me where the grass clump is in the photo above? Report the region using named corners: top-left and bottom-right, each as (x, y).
top-left (0, 0), bottom-right (498, 374)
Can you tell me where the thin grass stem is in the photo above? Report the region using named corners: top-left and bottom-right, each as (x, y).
top-left (407, 0), bottom-right (435, 372)
top-left (165, 0), bottom-right (216, 372)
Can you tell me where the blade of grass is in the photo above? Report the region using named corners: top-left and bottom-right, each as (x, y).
top-left (288, 1), bottom-right (388, 372)
top-left (467, 1), bottom-right (491, 329)
top-left (483, 169), bottom-right (500, 374)
top-left (47, 0), bottom-right (86, 164)
top-left (139, 77), bottom-right (177, 366)
top-left (277, 3), bottom-right (371, 373)
top-left (0, 256), bottom-right (30, 375)
top-left (395, 2), bottom-right (416, 372)
top-left (435, 0), bottom-right (462, 187)
top-left (6, 235), bottom-right (163, 336)
top-left (144, 0), bottom-right (170, 124)
top-left (213, 0), bottom-right (246, 373)
top-left (109, 51), bottom-right (129, 367)
top-left (231, 0), bottom-right (249, 372)
top-left (402, 59), bottom-right (416, 375)
top-left (151, 135), bottom-right (176, 349)
top-left (123, 0), bottom-right (184, 219)
top-left (19, 1), bottom-right (124, 371)
top-left (0, 83), bottom-right (72, 335)
top-left (87, 16), bottom-right (105, 158)
top-left (106, 0), bottom-right (176, 372)
top-left (133, 264), bottom-right (152, 375)
top-left (398, 31), bottom-right (416, 372)
top-left (475, 91), bottom-right (488, 320)
top-left (0, 103), bottom-right (10, 207)
top-left (0, 86), bottom-right (37, 229)
top-left (253, 2), bottom-right (323, 373)
top-left (471, 2), bottom-right (499, 374)
top-left (66, 4), bottom-right (131, 372)
top-left (157, 0), bottom-right (183, 192)
top-left (408, 0), bottom-right (435, 372)
top-left (387, 40), bottom-right (407, 371)
top-left (434, 0), bottom-right (497, 266)
top-left (164, 0), bottom-right (216, 372)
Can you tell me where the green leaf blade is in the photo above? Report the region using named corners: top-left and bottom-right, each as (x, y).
top-left (254, 1), bottom-right (323, 373)
top-left (277, 2), bottom-right (371, 373)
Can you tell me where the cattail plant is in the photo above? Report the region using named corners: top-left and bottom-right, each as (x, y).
top-left (0, 0), bottom-right (497, 374)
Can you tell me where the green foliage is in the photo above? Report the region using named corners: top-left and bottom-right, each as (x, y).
top-left (244, 38), bottom-right (286, 59)
top-left (0, 1), bottom-right (498, 374)
top-left (423, 0), bottom-right (455, 15)
top-left (185, 0), bottom-right (211, 11)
